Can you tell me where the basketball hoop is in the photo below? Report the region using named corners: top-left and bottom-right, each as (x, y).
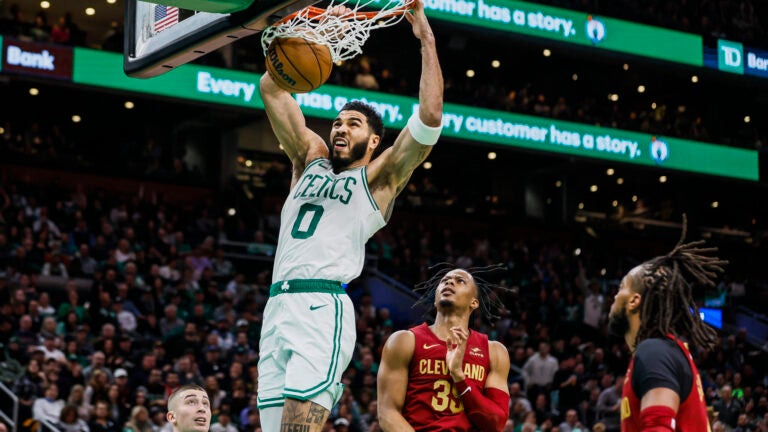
top-left (261, 0), bottom-right (415, 63)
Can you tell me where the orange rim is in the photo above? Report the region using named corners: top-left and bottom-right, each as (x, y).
top-left (274, 1), bottom-right (415, 26)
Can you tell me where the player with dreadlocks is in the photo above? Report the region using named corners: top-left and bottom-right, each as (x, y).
top-left (377, 265), bottom-right (512, 431)
top-left (608, 220), bottom-right (727, 432)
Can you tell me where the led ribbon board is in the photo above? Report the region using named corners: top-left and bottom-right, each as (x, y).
top-left (393, 0), bottom-right (704, 66)
top-left (71, 48), bottom-right (758, 181)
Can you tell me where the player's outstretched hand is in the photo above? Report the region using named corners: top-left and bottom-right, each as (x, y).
top-left (326, 4), bottom-right (353, 18)
top-left (404, 0), bottom-right (434, 42)
top-left (446, 326), bottom-right (469, 382)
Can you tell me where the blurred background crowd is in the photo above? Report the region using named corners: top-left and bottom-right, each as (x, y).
top-left (1, 0), bottom-right (768, 431)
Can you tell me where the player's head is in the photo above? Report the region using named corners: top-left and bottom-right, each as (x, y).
top-left (608, 218), bottom-right (726, 351)
top-left (166, 384), bottom-right (210, 432)
top-left (415, 263), bottom-right (513, 324)
top-left (330, 101), bottom-right (384, 171)
top-left (434, 269), bottom-right (480, 313)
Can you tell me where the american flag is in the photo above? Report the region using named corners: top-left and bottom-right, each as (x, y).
top-left (154, 5), bottom-right (179, 33)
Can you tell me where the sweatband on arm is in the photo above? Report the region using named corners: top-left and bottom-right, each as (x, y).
top-left (454, 381), bottom-right (509, 432)
top-left (640, 405), bottom-right (677, 431)
top-left (407, 113), bottom-right (442, 145)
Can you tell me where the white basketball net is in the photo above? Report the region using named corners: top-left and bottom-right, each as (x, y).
top-left (261, 0), bottom-right (414, 63)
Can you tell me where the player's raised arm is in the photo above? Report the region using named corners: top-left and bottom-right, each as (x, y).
top-left (368, 0), bottom-right (443, 219)
top-left (260, 71), bottom-right (329, 185)
top-left (377, 331), bottom-right (417, 432)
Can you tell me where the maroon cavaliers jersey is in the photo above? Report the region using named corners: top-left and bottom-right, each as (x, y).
top-left (621, 335), bottom-right (711, 432)
top-left (402, 323), bottom-right (491, 431)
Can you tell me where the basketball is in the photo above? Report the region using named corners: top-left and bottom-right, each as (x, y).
top-left (266, 37), bottom-right (333, 93)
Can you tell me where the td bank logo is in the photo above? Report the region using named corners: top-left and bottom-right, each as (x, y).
top-left (718, 39), bottom-right (744, 74)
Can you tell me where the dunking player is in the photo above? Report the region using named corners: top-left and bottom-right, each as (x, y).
top-left (256, 0), bottom-right (444, 430)
top-left (166, 384), bottom-right (211, 432)
top-left (608, 226), bottom-right (726, 432)
top-left (377, 268), bottom-right (511, 431)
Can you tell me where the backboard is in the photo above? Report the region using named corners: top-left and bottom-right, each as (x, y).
top-left (124, 0), bottom-right (318, 78)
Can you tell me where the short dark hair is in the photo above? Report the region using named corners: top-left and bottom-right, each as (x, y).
top-left (339, 101), bottom-right (384, 140)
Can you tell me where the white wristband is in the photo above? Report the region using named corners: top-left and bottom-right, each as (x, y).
top-left (407, 113), bottom-right (442, 146)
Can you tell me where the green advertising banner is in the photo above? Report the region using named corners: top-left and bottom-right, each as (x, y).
top-left (381, 0), bottom-right (703, 66)
top-left (294, 87), bottom-right (756, 180)
top-left (74, 48), bottom-right (264, 109)
top-left (72, 49), bottom-right (756, 180)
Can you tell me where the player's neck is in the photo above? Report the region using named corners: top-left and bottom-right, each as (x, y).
top-left (626, 316), bottom-right (641, 353)
top-left (338, 159), bottom-right (368, 172)
top-left (431, 313), bottom-right (470, 339)
top-left (331, 153), bottom-right (372, 173)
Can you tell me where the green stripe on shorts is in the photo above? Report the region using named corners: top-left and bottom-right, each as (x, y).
top-left (269, 279), bottom-right (345, 297)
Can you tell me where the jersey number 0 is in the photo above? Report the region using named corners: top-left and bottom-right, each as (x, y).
top-left (291, 203), bottom-right (324, 239)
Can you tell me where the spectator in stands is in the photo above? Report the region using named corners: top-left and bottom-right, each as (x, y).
top-left (106, 382), bottom-right (129, 425)
top-left (58, 284), bottom-right (88, 322)
top-left (159, 305), bottom-right (185, 339)
top-left (38, 333), bottom-right (67, 364)
top-left (523, 341), bottom-right (559, 403)
top-left (37, 291), bottom-right (56, 317)
top-left (210, 248), bottom-right (234, 280)
top-left (552, 353), bottom-right (583, 415)
top-left (210, 409), bottom-right (237, 432)
top-left (595, 375), bottom-right (623, 432)
top-left (33, 382), bottom-right (66, 426)
top-left (714, 384), bottom-right (743, 428)
top-left (559, 408), bottom-right (585, 432)
top-left (15, 314), bottom-right (37, 352)
top-left (354, 57), bottom-right (380, 90)
top-left (123, 406), bottom-right (153, 432)
top-left (66, 384), bottom-right (92, 421)
top-left (582, 280), bottom-right (604, 337)
top-left (83, 351), bottom-right (113, 383)
top-left (14, 357), bottom-right (46, 421)
top-left (89, 400), bottom-right (119, 432)
top-left (116, 239), bottom-right (136, 264)
top-left (42, 252), bottom-right (69, 277)
top-left (84, 369), bottom-right (110, 408)
top-left (58, 404), bottom-right (90, 432)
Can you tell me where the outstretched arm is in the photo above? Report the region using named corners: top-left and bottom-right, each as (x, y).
top-left (368, 0), bottom-right (443, 219)
top-left (259, 73), bottom-right (329, 187)
top-left (377, 331), bottom-right (417, 432)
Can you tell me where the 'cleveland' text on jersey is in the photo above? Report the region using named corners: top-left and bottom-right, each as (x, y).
top-left (403, 323), bottom-right (491, 431)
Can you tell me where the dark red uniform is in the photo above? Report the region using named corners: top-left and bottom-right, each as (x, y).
top-left (621, 334), bottom-right (711, 432)
top-left (402, 323), bottom-right (490, 431)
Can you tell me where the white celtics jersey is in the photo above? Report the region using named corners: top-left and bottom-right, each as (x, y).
top-left (272, 158), bottom-right (386, 283)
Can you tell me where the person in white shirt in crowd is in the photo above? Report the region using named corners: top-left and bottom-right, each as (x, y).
top-left (37, 334), bottom-right (67, 364)
top-left (522, 341), bottom-right (559, 403)
top-left (33, 383), bottom-right (66, 426)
